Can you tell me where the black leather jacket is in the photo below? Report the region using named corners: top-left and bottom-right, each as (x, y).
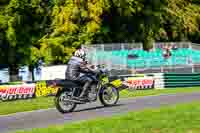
top-left (65, 56), bottom-right (91, 80)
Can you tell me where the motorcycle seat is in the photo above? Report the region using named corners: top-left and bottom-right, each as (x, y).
top-left (52, 79), bottom-right (83, 88)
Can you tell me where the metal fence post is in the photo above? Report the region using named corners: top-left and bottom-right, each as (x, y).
top-left (189, 42), bottom-right (194, 73)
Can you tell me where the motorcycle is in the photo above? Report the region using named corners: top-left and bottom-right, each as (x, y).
top-left (54, 64), bottom-right (127, 113)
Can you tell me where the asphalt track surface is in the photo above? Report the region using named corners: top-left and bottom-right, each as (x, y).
top-left (1, 92), bottom-right (200, 133)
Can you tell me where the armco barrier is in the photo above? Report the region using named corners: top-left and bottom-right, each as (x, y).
top-left (1, 73), bottom-right (199, 102)
top-left (164, 73), bottom-right (200, 88)
top-left (34, 80), bottom-right (59, 97)
top-left (153, 73), bottom-right (165, 89)
top-left (0, 83), bottom-right (35, 101)
top-left (123, 76), bottom-right (155, 90)
top-left (0, 80), bottom-right (60, 101)
top-left (0, 74), bottom-right (157, 102)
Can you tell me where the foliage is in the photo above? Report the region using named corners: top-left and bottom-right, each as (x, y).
top-left (0, 0), bottom-right (52, 80)
top-left (0, 0), bottom-right (199, 76)
top-left (157, 0), bottom-right (200, 42)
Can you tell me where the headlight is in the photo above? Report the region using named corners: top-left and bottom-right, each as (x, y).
top-left (101, 68), bottom-right (108, 74)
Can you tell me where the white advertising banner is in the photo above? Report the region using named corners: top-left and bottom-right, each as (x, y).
top-left (41, 65), bottom-right (67, 80)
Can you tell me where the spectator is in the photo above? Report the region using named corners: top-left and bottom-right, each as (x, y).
top-left (163, 45), bottom-right (172, 59)
top-left (128, 54), bottom-right (138, 59)
top-left (172, 44), bottom-right (178, 50)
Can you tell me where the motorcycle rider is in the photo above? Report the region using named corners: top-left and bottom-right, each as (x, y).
top-left (65, 46), bottom-right (95, 99)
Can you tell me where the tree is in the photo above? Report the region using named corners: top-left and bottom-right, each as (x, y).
top-left (0, 0), bottom-right (200, 83)
top-left (0, 0), bottom-right (52, 81)
top-left (39, 0), bottom-right (109, 64)
top-left (156, 0), bottom-right (200, 42)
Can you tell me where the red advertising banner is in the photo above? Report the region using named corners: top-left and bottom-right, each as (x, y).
top-left (123, 77), bottom-right (154, 90)
top-left (0, 84), bottom-right (35, 101)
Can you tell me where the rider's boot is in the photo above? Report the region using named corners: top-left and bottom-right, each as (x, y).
top-left (79, 82), bottom-right (90, 100)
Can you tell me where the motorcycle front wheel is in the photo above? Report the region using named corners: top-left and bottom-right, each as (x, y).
top-left (99, 84), bottom-right (119, 106)
top-left (55, 90), bottom-right (77, 113)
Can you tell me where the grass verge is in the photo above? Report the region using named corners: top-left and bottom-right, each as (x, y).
top-left (0, 97), bottom-right (55, 115)
top-left (16, 101), bottom-right (200, 133)
top-left (0, 87), bottom-right (200, 116)
top-left (120, 86), bottom-right (200, 98)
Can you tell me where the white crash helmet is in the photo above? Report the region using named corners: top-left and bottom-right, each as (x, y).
top-left (74, 49), bottom-right (86, 59)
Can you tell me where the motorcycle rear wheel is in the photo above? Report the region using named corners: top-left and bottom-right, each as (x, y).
top-left (55, 90), bottom-right (77, 113)
top-left (99, 84), bottom-right (119, 106)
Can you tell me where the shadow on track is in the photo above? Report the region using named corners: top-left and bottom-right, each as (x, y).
top-left (73, 103), bottom-right (125, 113)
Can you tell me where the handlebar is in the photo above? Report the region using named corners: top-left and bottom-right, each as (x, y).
top-left (96, 64), bottom-right (106, 68)
top-left (81, 63), bottom-right (107, 74)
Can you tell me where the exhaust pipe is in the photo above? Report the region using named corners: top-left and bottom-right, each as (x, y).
top-left (63, 98), bottom-right (85, 104)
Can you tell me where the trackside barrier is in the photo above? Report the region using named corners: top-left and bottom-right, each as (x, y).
top-left (0, 74), bottom-right (157, 101)
top-left (153, 73), bottom-right (165, 89)
top-left (0, 83), bottom-right (35, 101)
top-left (122, 76), bottom-right (155, 90)
top-left (164, 73), bottom-right (200, 88)
top-left (34, 80), bottom-right (59, 97)
top-left (0, 73), bottom-right (200, 102)
top-left (121, 72), bottom-right (200, 89)
top-left (0, 80), bottom-right (60, 101)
